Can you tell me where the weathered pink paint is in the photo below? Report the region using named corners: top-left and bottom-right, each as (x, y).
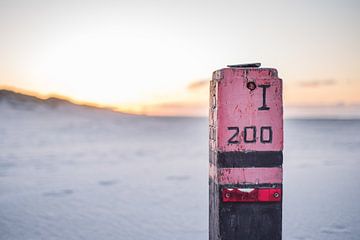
top-left (209, 163), bottom-right (217, 181)
top-left (209, 65), bottom-right (284, 239)
top-left (218, 167), bottom-right (282, 185)
top-left (213, 68), bottom-right (283, 152)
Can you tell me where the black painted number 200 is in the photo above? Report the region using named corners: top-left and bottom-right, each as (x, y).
top-left (227, 126), bottom-right (273, 144)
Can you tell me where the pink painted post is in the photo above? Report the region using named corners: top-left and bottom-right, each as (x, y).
top-left (209, 63), bottom-right (283, 240)
top-left (217, 68), bottom-right (283, 152)
top-left (218, 167), bottom-right (283, 185)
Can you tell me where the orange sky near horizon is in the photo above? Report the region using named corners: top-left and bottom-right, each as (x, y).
top-left (0, 0), bottom-right (359, 117)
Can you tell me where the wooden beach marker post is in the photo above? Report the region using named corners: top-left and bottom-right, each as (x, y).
top-left (209, 63), bottom-right (283, 240)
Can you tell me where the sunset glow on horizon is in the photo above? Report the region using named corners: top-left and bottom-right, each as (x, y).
top-left (0, 0), bottom-right (359, 116)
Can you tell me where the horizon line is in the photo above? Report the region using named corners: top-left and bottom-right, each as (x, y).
top-left (1, 85), bottom-right (360, 118)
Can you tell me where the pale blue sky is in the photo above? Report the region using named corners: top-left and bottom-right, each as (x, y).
top-left (0, 0), bottom-right (359, 115)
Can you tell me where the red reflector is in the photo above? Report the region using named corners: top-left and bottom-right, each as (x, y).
top-left (222, 188), bottom-right (281, 202)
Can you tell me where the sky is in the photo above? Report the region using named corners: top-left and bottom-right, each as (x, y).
top-left (0, 0), bottom-right (359, 116)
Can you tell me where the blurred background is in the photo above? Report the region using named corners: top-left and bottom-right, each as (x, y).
top-left (0, 1), bottom-right (359, 240)
top-left (1, 0), bottom-right (359, 117)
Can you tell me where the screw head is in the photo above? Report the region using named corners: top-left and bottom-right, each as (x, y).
top-left (273, 192), bottom-right (280, 198)
top-left (246, 81), bottom-right (256, 91)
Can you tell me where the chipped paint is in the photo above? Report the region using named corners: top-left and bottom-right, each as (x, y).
top-left (209, 64), bottom-right (283, 240)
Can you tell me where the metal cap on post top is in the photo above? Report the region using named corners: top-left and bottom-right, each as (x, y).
top-left (209, 62), bottom-right (283, 240)
top-left (227, 63), bottom-right (261, 68)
